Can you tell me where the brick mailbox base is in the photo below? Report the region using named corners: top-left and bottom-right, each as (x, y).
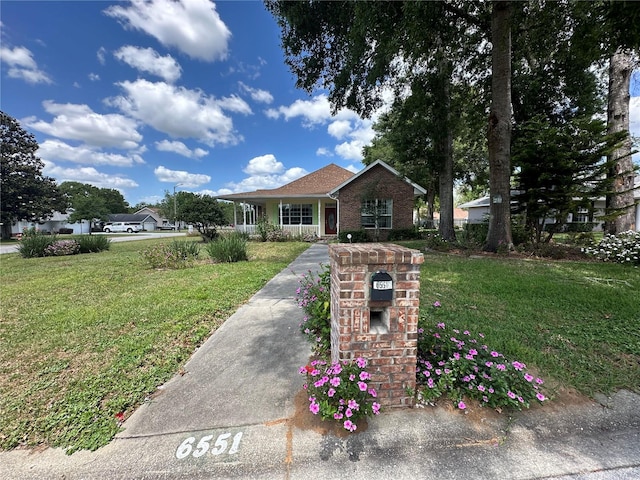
top-left (329, 243), bottom-right (424, 408)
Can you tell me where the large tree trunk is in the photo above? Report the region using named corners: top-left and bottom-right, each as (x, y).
top-left (485, 0), bottom-right (513, 252)
top-left (605, 49), bottom-right (635, 234)
top-left (437, 61), bottom-right (456, 242)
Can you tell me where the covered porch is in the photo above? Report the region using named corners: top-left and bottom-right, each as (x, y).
top-left (222, 196), bottom-right (339, 238)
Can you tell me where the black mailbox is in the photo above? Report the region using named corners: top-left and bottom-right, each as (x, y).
top-left (371, 270), bottom-right (393, 301)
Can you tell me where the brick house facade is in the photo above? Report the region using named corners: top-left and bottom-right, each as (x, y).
top-left (217, 160), bottom-right (426, 239)
top-left (329, 160), bottom-right (426, 241)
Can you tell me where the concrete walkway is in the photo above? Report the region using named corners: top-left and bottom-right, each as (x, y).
top-left (2, 243), bottom-right (639, 479)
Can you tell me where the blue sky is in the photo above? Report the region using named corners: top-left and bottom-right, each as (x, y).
top-left (1, 0), bottom-right (639, 207)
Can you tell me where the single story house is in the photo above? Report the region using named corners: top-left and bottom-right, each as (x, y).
top-left (459, 177), bottom-right (640, 232)
top-left (106, 213), bottom-right (157, 231)
top-left (216, 160), bottom-right (426, 240)
top-left (133, 207), bottom-right (176, 230)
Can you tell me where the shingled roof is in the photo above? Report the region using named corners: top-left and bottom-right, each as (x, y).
top-left (217, 163), bottom-right (354, 201)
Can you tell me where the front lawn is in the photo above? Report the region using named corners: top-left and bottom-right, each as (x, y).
top-left (413, 248), bottom-right (640, 398)
top-left (0, 238), bottom-right (309, 453)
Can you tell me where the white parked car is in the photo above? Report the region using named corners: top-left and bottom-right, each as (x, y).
top-left (103, 222), bottom-right (141, 233)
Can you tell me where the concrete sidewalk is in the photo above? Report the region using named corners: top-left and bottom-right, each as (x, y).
top-left (2, 243), bottom-right (639, 479)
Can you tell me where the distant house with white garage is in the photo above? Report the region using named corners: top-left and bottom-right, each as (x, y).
top-left (459, 176), bottom-right (640, 232)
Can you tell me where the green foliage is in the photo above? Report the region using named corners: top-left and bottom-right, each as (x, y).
top-left (461, 223), bottom-right (489, 246)
top-left (423, 232), bottom-right (453, 251)
top-left (513, 115), bottom-right (625, 244)
top-left (77, 235), bottom-right (111, 253)
top-left (1, 112), bottom-right (67, 239)
top-left (582, 231), bottom-right (640, 265)
top-left (417, 304), bottom-right (547, 410)
top-left (44, 240), bottom-right (80, 256)
top-left (387, 226), bottom-right (421, 241)
top-left (175, 192), bottom-right (226, 241)
top-left (206, 232), bottom-right (248, 263)
top-left (301, 357), bottom-right (381, 432)
top-left (338, 229), bottom-right (369, 243)
top-left (255, 215), bottom-right (290, 242)
top-left (295, 264), bottom-right (331, 355)
top-left (17, 228), bottom-right (57, 258)
top-left (256, 215), bottom-right (275, 242)
top-left (169, 239), bottom-right (200, 259)
top-left (141, 242), bottom-right (198, 269)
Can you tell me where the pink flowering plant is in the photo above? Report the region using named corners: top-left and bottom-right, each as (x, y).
top-left (417, 302), bottom-right (547, 411)
top-left (295, 264), bottom-right (331, 355)
top-left (300, 357), bottom-right (381, 432)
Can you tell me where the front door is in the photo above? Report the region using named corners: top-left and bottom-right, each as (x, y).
top-left (325, 206), bottom-right (337, 235)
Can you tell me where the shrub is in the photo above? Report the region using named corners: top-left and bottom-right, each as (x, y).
top-left (77, 235), bottom-right (111, 253)
top-left (338, 230), bottom-right (369, 243)
top-left (141, 243), bottom-right (195, 269)
top-left (461, 223), bottom-right (488, 245)
top-left (169, 240), bottom-right (200, 260)
top-left (582, 230), bottom-right (640, 265)
top-left (206, 232), bottom-right (248, 262)
top-left (300, 357), bottom-right (381, 432)
top-left (18, 228), bottom-right (56, 258)
top-left (295, 264), bottom-right (331, 355)
top-left (44, 240), bottom-right (80, 256)
top-left (416, 303), bottom-right (547, 410)
top-left (423, 232), bottom-right (452, 251)
top-left (388, 227), bottom-right (421, 241)
top-left (266, 226), bottom-right (289, 242)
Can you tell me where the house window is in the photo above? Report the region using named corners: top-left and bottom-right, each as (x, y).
top-left (574, 207), bottom-right (589, 223)
top-left (361, 199), bottom-right (392, 229)
top-left (280, 203), bottom-right (313, 225)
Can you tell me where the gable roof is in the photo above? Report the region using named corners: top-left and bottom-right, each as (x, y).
top-left (328, 159), bottom-right (427, 197)
top-left (108, 213), bottom-right (156, 223)
top-left (216, 163), bottom-right (354, 202)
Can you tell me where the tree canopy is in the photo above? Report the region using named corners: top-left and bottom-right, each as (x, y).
top-left (1, 111), bottom-right (67, 238)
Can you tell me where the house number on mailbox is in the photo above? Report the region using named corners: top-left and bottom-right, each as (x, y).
top-left (371, 270), bottom-right (393, 301)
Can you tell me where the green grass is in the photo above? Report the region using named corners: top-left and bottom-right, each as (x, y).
top-left (413, 248), bottom-right (640, 398)
top-left (0, 238), bottom-right (309, 453)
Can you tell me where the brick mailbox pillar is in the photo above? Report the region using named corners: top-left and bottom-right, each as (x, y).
top-left (329, 243), bottom-right (424, 408)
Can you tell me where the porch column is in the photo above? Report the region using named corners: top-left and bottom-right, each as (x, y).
top-left (279, 200), bottom-right (283, 228)
top-left (317, 199), bottom-right (321, 237)
top-left (233, 201), bottom-right (238, 231)
top-left (242, 202), bottom-right (247, 233)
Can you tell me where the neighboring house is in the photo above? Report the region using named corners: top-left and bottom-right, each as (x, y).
top-left (432, 208), bottom-right (469, 228)
top-left (11, 211), bottom-right (88, 235)
top-left (107, 213), bottom-right (156, 231)
top-left (134, 207), bottom-right (175, 230)
top-left (216, 160), bottom-right (426, 240)
top-left (459, 178), bottom-right (640, 232)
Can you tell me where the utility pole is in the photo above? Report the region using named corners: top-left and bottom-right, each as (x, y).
top-left (173, 183), bottom-right (183, 230)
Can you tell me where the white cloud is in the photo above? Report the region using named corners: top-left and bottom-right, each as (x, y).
top-left (39, 139), bottom-right (145, 167)
top-left (155, 139), bottom-right (208, 158)
top-left (107, 79), bottom-right (248, 146)
top-left (154, 165), bottom-right (211, 187)
top-left (97, 47), bottom-right (107, 65)
top-left (265, 94), bottom-right (375, 161)
top-left (243, 154), bottom-right (284, 175)
top-left (335, 141), bottom-right (365, 162)
top-left (344, 163), bottom-right (363, 174)
top-left (43, 160), bottom-right (139, 190)
top-left (316, 147), bottom-right (333, 157)
top-left (25, 100), bottom-right (142, 149)
top-left (213, 155), bottom-right (308, 194)
top-left (104, 0), bottom-right (231, 62)
top-left (239, 82), bottom-right (273, 104)
top-left (0, 45), bottom-right (52, 84)
top-left (88, 73), bottom-right (100, 81)
top-left (327, 120), bottom-right (352, 140)
top-left (114, 45), bottom-right (182, 83)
